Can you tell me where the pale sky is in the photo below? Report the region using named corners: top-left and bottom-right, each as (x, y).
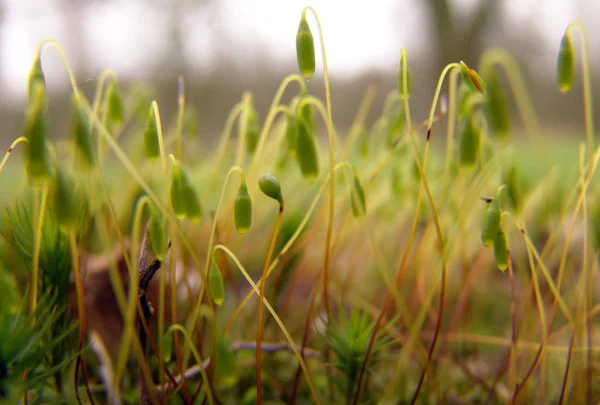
top-left (0, 0), bottom-right (597, 105)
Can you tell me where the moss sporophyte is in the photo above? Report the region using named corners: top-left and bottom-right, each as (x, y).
top-left (0, 9), bottom-right (597, 405)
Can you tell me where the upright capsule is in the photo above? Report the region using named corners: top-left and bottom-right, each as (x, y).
top-left (143, 104), bottom-right (160, 161)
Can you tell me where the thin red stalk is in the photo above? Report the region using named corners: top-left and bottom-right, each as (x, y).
top-left (410, 264), bottom-right (446, 404)
top-left (136, 301), bottom-right (187, 403)
top-left (558, 332), bottom-right (576, 405)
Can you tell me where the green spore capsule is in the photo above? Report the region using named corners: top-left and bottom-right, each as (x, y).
top-left (458, 118), bottom-right (479, 167)
top-left (149, 207), bottom-right (166, 261)
top-left (71, 93), bottom-right (95, 169)
top-left (143, 105), bottom-right (160, 161)
top-left (484, 70), bottom-right (510, 139)
top-left (107, 80), bottom-right (124, 124)
top-left (50, 166), bottom-right (78, 231)
top-left (481, 198), bottom-right (501, 247)
top-left (493, 229), bottom-right (508, 271)
top-left (350, 173), bottom-right (367, 218)
top-left (258, 173), bottom-right (283, 204)
top-left (27, 54), bottom-right (46, 104)
top-left (460, 61), bottom-right (486, 95)
top-left (285, 114), bottom-right (298, 154)
top-left (398, 51), bottom-right (412, 98)
top-left (556, 32), bottom-right (574, 93)
top-left (244, 108), bottom-right (260, 156)
top-left (234, 180), bottom-right (252, 235)
top-left (296, 15), bottom-right (316, 79)
top-left (209, 258), bottom-right (225, 306)
top-left (170, 157), bottom-right (202, 221)
top-left (295, 121), bottom-right (319, 182)
top-left (24, 82), bottom-right (52, 185)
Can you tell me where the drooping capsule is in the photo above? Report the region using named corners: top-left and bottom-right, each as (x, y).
top-left (295, 120), bottom-right (319, 182)
top-left (493, 229), bottom-right (508, 271)
top-left (556, 32), bottom-right (574, 93)
top-left (106, 80), bottom-right (124, 124)
top-left (458, 118), bottom-right (479, 167)
top-left (285, 113), bottom-right (298, 154)
top-left (143, 104), bottom-right (160, 161)
top-left (27, 54), bottom-right (46, 105)
top-left (50, 166), bottom-right (78, 231)
top-left (481, 198), bottom-right (501, 247)
top-left (460, 61), bottom-right (486, 95)
top-left (258, 173), bottom-right (283, 204)
top-left (234, 180), bottom-right (252, 235)
top-left (149, 206), bottom-right (167, 261)
top-left (484, 70), bottom-right (510, 139)
top-left (209, 258), bottom-right (225, 306)
top-left (23, 82), bottom-right (52, 185)
top-left (350, 173), bottom-right (367, 218)
top-left (296, 15), bottom-right (316, 79)
top-left (243, 107), bottom-right (260, 156)
top-left (170, 156), bottom-right (202, 221)
top-left (71, 93), bottom-right (95, 169)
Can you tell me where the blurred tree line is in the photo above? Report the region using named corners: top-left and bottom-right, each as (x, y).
top-left (0, 0), bottom-right (598, 145)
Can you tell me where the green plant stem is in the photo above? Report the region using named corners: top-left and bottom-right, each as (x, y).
top-left (30, 186), bottom-right (48, 312)
top-left (208, 103), bottom-right (242, 182)
top-left (304, 5), bottom-right (335, 320)
top-left (441, 68), bottom-right (459, 193)
top-left (360, 59), bottom-right (457, 404)
top-left (222, 162), bottom-right (352, 334)
top-left (236, 92), bottom-right (252, 169)
top-left (251, 75), bottom-right (306, 165)
top-left (166, 325), bottom-right (215, 405)
top-left (181, 166), bottom-right (245, 372)
top-left (566, 23), bottom-right (595, 162)
top-left (295, 95), bottom-right (338, 318)
top-left (0, 137), bottom-right (28, 174)
top-left (344, 83), bottom-right (378, 157)
top-left (91, 70), bottom-right (117, 162)
top-left (213, 245), bottom-right (321, 404)
top-left (256, 204), bottom-right (283, 404)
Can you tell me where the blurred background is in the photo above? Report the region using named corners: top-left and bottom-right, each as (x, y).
top-left (0, 0), bottom-right (599, 144)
